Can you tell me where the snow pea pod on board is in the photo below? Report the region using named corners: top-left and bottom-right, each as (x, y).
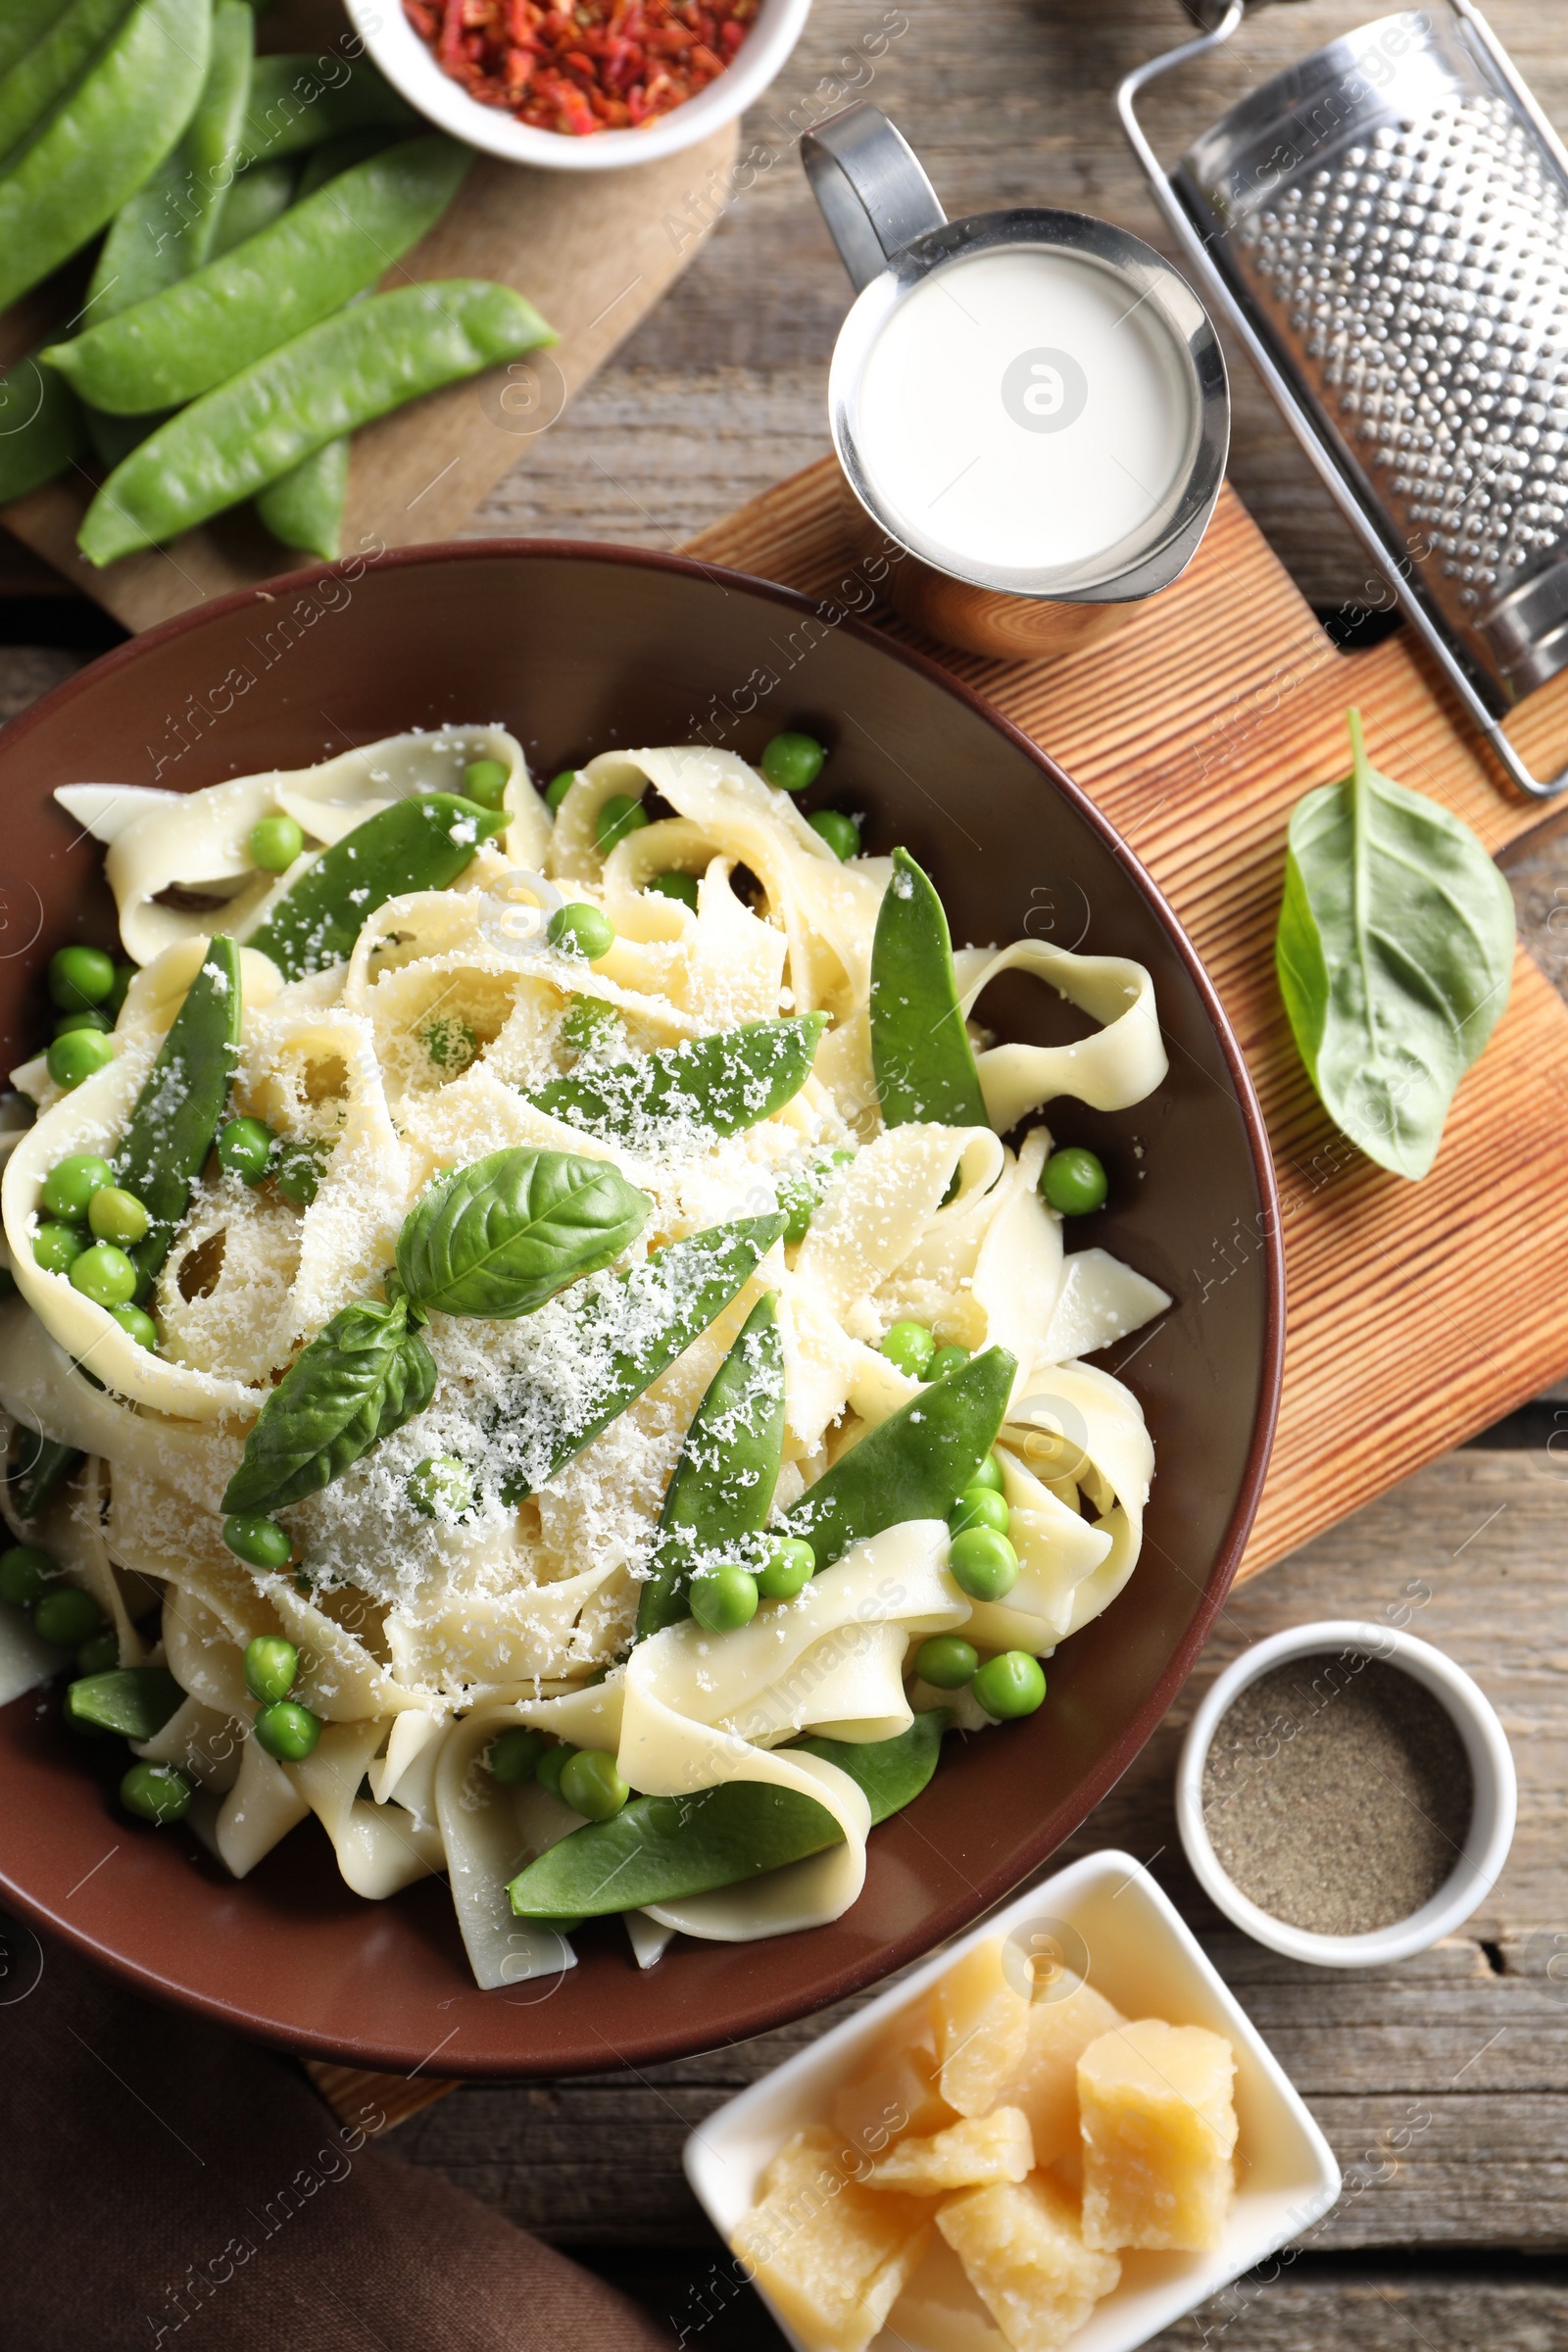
top-left (244, 794), bottom-right (509, 980)
top-left (208, 153), bottom-right (292, 255)
top-left (636, 1292), bottom-right (786, 1639)
top-left (0, 0), bottom-right (133, 170)
top-left (0, 352), bottom-right (87, 504)
top-left (78, 280), bottom-right (555, 565)
top-left (781, 1345), bottom-right (1016, 1570)
top-left (508, 1711), bottom-right (948, 1921)
top-left (51, 135), bottom-right (471, 416)
top-left (0, 0), bottom-right (212, 316)
top-left (0, 0), bottom-right (68, 81)
top-left (236, 52), bottom-right (415, 169)
top-left (870, 846), bottom-right (989, 1130)
top-left (530, 1015), bottom-right (827, 1151)
top-left (115, 933), bottom-right (242, 1296)
top-left (255, 433), bottom-right (348, 560)
top-left (495, 1213), bottom-right (789, 1504)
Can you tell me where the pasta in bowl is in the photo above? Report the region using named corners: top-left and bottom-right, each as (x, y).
top-left (1, 723), bottom-right (1177, 1990)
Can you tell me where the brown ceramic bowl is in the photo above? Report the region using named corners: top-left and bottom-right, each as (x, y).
top-left (0, 543), bottom-right (1282, 2076)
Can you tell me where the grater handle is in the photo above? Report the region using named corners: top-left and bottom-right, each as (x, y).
top-left (802, 104), bottom-right (947, 294)
top-left (1118, 2), bottom-right (1568, 801)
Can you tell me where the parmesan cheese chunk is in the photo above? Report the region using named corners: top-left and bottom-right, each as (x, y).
top-left (831, 2042), bottom-right (954, 2158)
top-left (937, 2172), bottom-right (1120, 2352)
top-left (730, 2127), bottom-right (932, 2352)
top-left (888, 2237), bottom-right (1009, 2352)
top-left (934, 1938), bottom-right (1032, 2117)
top-left (1077, 2018), bottom-right (1239, 2252)
top-left (994, 1979), bottom-right (1127, 2167)
top-left (865, 2105), bottom-right (1033, 2193)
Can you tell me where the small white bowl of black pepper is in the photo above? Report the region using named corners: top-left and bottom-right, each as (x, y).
top-left (1176, 1621), bottom-right (1517, 1968)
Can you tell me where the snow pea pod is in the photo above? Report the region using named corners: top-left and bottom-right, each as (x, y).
top-left (52, 134), bottom-right (469, 416)
top-left (0, 0), bottom-right (68, 81)
top-left (0, 351), bottom-right (86, 504)
top-left (509, 1711), bottom-right (948, 1921)
top-left (870, 846), bottom-right (989, 1129)
top-left (293, 124), bottom-right (399, 198)
top-left (208, 152), bottom-right (292, 254)
top-left (245, 794), bottom-right (508, 980)
top-left (530, 1014), bottom-right (827, 1151)
top-left (781, 1344), bottom-right (1016, 1570)
top-left (9, 1435), bottom-right (83, 1524)
top-left (237, 51), bottom-right (414, 168)
top-left (496, 1213), bottom-right (789, 1504)
top-left (0, 0), bottom-right (132, 172)
top-left (66, 1664), bottom-right (183, 1738)
top-left (78, 279), bottom-right (555, 564)
top-left (0, 0), bottom-right (211, 316)
top-left (637, 1292), bottom-right (785, 1639)
top-left (255, 433), bottom-right (348, 559)
top-left (115, 934), bottom-right (242, 1296)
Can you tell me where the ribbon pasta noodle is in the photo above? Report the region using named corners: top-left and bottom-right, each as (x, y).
top-left (0, 732), bottom-right (1172, 1986)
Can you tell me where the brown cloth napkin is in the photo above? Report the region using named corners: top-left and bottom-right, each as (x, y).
top-left (0, 1917), bottom-right (675, 2352)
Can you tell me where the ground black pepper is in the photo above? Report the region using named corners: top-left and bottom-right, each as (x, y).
top-left (1200, 1653), bottom-right (1475, 1936)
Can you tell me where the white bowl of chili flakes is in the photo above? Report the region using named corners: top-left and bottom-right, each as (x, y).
top-left (348, 0), bottom-right (814, 171)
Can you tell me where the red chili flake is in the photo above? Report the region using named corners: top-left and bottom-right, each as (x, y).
top-left (405, 0), bottom-right (760, 135)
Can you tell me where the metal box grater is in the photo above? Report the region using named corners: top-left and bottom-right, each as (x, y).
top-left (1119, 1), bottom-right (1568, 797)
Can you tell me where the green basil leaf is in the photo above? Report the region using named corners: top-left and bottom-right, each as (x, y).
top-left (221, 1294), bottom-right (436, 1515)
top-left (1276, 711), bottom-right (1515, 1180)
top-left (396, 1147), bottom-right (651, 1319)
top-left (527, 1015), bottom-right (826, 1151)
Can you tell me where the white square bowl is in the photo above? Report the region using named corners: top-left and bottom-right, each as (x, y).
top-left (684, 1850), bottom-right (1342, 2352)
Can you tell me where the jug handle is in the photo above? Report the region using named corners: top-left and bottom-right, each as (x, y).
top-left (801, 103), bottom-right (947, 293)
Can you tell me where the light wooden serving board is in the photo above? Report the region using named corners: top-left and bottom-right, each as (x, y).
top-left (0, 1), bottom-right (736, 628)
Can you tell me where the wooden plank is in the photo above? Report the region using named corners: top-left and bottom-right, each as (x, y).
top-left (0, 4), bottom-right (736, 627)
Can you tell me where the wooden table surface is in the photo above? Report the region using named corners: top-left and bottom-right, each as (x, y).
top-left (5, 3), bottom-right (1568, 2344)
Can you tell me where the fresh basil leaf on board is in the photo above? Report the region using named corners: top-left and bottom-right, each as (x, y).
top-left (222, 1295), bottom-right (436, 1516)
top-left (397, 1148), bottom-right (651, 1319)
top-left (1276, 712), bottom-right (1516, 1180)
top-left (508, 1711), bottom-right (949, 1921)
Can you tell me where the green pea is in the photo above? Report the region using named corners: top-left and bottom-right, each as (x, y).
top-left (75, 1628), bottom-right (121, 1676)
top-left (561, 995), bottom-right (621, 1056)
top-left (87, 1186), bottom-right (150, 1246)
top-left (48, 943), bottom-right (117, 1010)
top-left (253, 1698), bottom-right (320, 1761)
top-left (40, 1153), bottom-right (114, 1222)
top-left (33, 1221), bottom-right (88, 1276)
top-left (949, 1526), bottom-right (1018, 1602)
top-left (243, 1635), bottom-right (299, 1703)
top-left (689, 1563), bottom-right (760, 1633)
top-left (110, 1302), bottom-right (159, 1352)
top-left (407, 1455), bottom-right (474, 1518)
top-left (488, 1727), bottom-right (547, 1786)
top-left (971, 1452), bottom-right (1006, 1494)
top-left (223, 1514), bottom-right (292, 1570)
top-left (559, 1747), bottom-right (630, 1822)
top-left (69, 1242), bottom-right (138, 1307)
top-left (755, 1535), bottom-right (816, 1602)
top-left (596, 794), bottom-right (649, 854)
top-left (53, 1008), bottom-right (111, 1038)
top-left (972, 1650), bottom-right (1047, 1720)
top-left (913, 1635), bottom-right (979, 1690)
top-left (648, 871), bottom-right (699, 909)
top-left (546, 768), bottom-right (577, 810)
top-left (547, 903), bottom-right (614, 961)
top-left (33, 1586), bottom-right (102, 1647)
top-left (273, 1140), bottom-right (328, 1205)
top-left (950, 1486), bottom-right (1010, 1538)
top-left (881, 1320), bottom-right (936, 1380)
top-left (46, 1027), bottom-right (115, 1090)
top-left (104, 962), bottom-right (134, 1017)
top-left (1041, 1146), bottom-right (1108, 1216)
top-left (461, 759), bottom-right (510, 810)
top-left (250, 812), bottom-right (305, 872)
top-left (760, 731), bottom-right (826, 792)
top-left (121, 1760), bottom-right (194, 1826)
top-left (808, 809), bottom-right (860, 861)
top-left (930, 1344), bottom-right (972, 1381)
top-left (0, 1544), bottom-right (52, 1607)
top-left (218, 1115), bottom-right (275, 1184)
top-left (535, 1741), bottom-right (577, 1800)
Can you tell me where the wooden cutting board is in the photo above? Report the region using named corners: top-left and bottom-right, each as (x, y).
top-left (682, 459), bottom-right (1568, 1585)
top-left (0, 2), bottom-right (736, 629)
